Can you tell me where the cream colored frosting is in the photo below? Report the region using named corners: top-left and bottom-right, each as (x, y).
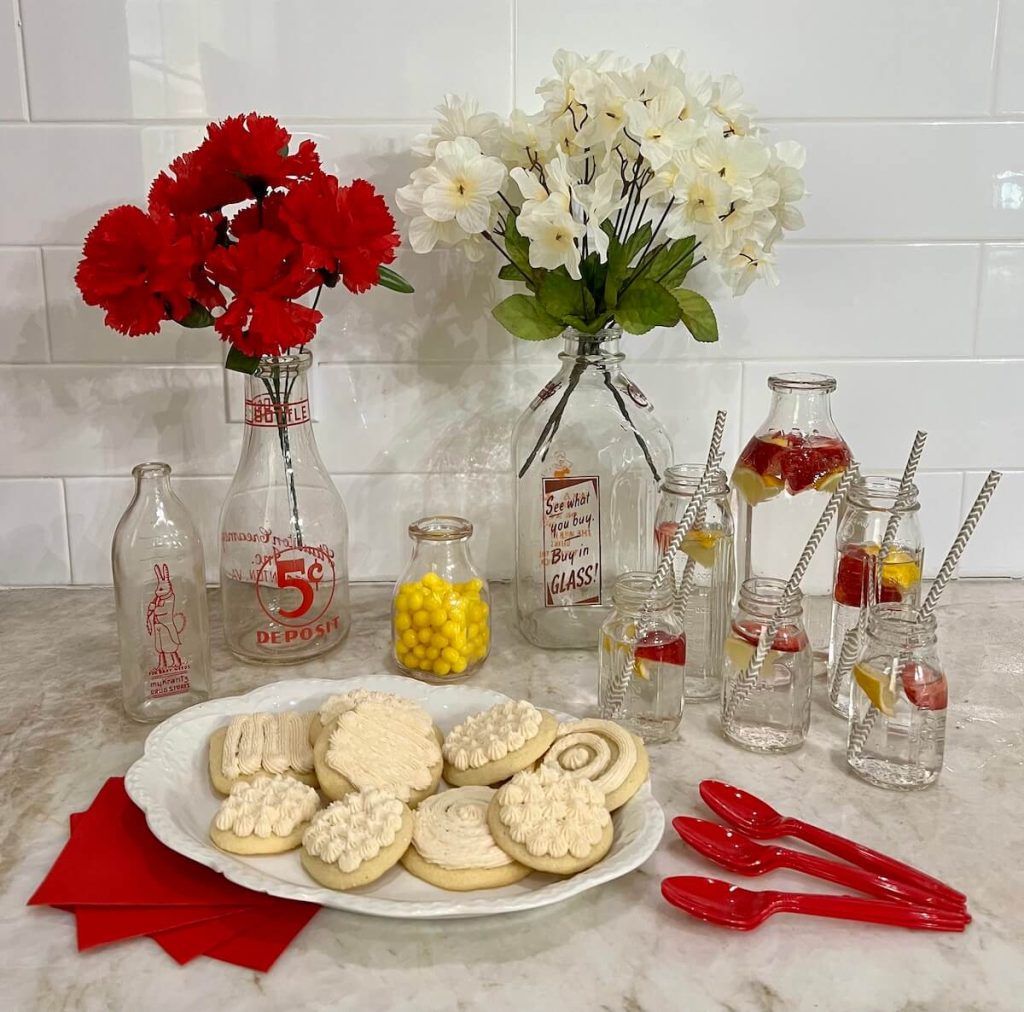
top-left (541, 719), bottom-right (638, 796)
top-left (318, 689), bottom-right (433, 738)
top-left (442, 700), bottom-right (544, 771)
top-left (221, 712), bottom-right (314, 778)
top-left (214, 775), bottom-right (320, 838)
top-left (411, 787), bottom-right (512, 870)
top-left (495, 765), bottom-right (610, 859)
top-left (302, 789), bottom-right (405, 873)
top-left (325, 705), bottom-right (441, 802)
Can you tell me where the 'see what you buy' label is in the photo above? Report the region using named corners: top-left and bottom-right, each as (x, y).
top-left (542, 475), bottom-right (602, 607)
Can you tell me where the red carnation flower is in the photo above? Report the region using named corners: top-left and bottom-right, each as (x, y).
top-left (207, 230), bottom-right (322, 357)
top-left (230, 191), bottom-right (287, 238)
top-left (150, 113), bottom-right (320, 216)
top-left (280, 174), bottom-right (400, 293)
top-left (75, 205), bottom-right (217, 336)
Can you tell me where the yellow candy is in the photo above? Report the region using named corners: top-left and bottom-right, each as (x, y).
top-left (417, 627), bottom-right (433, 645)
top-left (426, 647), bottom-right (440, 660)
top-left (395, 594), bottom-right (410, 613)
top-left (395, 642), bottom-right (407, 657)
top-left (430, 633), bottom-right (448, 650)
top-left (441, 646), bottom-right (460, 665)
top-left (408, 591), bottom-right (424, 611)
top-left (432, 660), bottom-right (451, 677)
top-left (429, 609), bottom-right (447, 628)
top-left (422, 572), bottom-right (442, 589)
top-left (412, 610), bottom-right (430, 628)
top-left (452, 632), bottom-right (468, 651)
top-left (420, 658), bottom-right (434, 672)
top-left (466, 578), bottom-right (483, 594)
top-left (412, 644), bottom-right (427, 660)
top-left (395, 613), bottom-right (411, 632)
top-left (441, 620), bottom-right (459, 641)
top-left (450, 656), bottom-right (467, 674)
top-left (401, 629), bottom-right (418, 649)
top-left (399, 583), bottom-right (417, 596)
top-left (468, 623), bottom-right (479, 639)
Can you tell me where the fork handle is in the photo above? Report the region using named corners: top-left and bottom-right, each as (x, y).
top-left (787, 818), bottom-right (966, 908)
top-left (779, 892), bottom-right (968, 932)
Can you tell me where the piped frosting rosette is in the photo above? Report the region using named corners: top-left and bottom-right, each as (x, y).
top-left (539, 718), bottom-right (649, 811)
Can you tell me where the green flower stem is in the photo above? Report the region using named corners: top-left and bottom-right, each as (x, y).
top-left (517, 360), bottom-right (586, 479)
top-left (262, 372), bottom-right (304, 548)
top-left (599, 366), bottom-right (660, 481)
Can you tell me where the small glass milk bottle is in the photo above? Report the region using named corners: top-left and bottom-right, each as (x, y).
top-left (733, 374), bottom-right (851, 657)
top-left (599, 572), bottom-right (686, 743)
top-left (828, 476), bottom-right (924, 717)
top-left (654, 464), bottom-right (735, 702)
top-left (219, 352), bottom-right (350, 664)
top-left (393, 516), bottom-right (490, 682)
top-left (112, 462), bottom-right (211, 722)
top-left (847, 603), bottom-right (947, 790)
top-left (721, 578), bottom-right (813, 752)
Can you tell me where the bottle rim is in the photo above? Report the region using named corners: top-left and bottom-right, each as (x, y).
top-left (866, 601), bottom-right (938, 644)
top-left (612, 571), bottom-right (674, 610)
top-left (847, 475), bottom-right (920, 512)
top-left (132, 461), bottom-right (172, 479)
top-left (662, 463), bottom-right (729, 496)
top-left (559, 325), bottom-right (624, 363)
top-left (409, 515), bottom-right (473, 542)
top-left (738, 576), bottom-right (803, 617)
top-left (253, 350), bottom-right (313, 377)
top-left (768, 372), bottom-right (837, 393)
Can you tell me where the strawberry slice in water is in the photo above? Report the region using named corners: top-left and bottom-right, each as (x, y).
top-left (901, 661), bottom-right (948, 711)
top-left (780, 435), bottom-right (850, 494)
top-left (731, 620), bottom-right (808, 654)
top-left (635, 630), bottom-right (686, 667)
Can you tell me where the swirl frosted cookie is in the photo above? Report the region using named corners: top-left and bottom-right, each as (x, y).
top-left (300, 788), bottom-right (413, 890)
top-left (209, 775), bottom-right (320, 855)
top-left (208, 712), bottom-right (317, 795)
top-left (540, 718), bottom-right (649, 811)
top-left (487, 765), bottom-right (613, 874)
top-left (313, 702), bottom-right (443, 805)
top-left (400, 787), bottom-right (531, 891)
top-left (308, 689), bottom-right (441, 747)
top-left (442, 700), bottom-right (557, 787)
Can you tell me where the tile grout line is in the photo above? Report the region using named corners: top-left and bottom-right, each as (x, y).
top-left (58, 476), bottom-right (74, 584)
top-left (10, 0), bottom-right (29, 121)
top-left (34, 245), bottom-right (53, 363)
top-left (989, 0), bottom-right (1004, 116)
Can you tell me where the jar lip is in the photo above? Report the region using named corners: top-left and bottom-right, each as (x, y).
top-left (409, 515), bottom-right (473, 542)
top-left (132, 461), bottom-right (172, 478)
top-left (738, 577), bottom-right (803, 614)
top-left (560, 326), bottom-right (624, 362)
top-left (254, 350), bottom-right (313, 376)
top-left (612, 571), bottom-right (673, 609)
top-left (768, 372), bottom-right (837, 393)
top-left (848, 475), bottom-right (919, 510)
top-left (866, 601), bottom-right (937, 639)
top-left (662, 463), bottom-right (729, 494)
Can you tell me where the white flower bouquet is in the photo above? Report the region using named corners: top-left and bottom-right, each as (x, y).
top-left (397, 49), bottom-right (806, 343)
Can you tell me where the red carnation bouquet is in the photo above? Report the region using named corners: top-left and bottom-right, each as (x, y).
top-left (76, 112), bottom-right (411, 371)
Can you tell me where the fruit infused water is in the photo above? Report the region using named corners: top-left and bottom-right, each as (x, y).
top-left (720, 578), bottom-right (813, 752)
top-left (733, 374), bottom-right (851, 657)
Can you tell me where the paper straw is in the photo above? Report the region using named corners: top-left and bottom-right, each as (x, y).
top-left (674, 411), bottom-right (728, 621)
top-left (604, 448), bottom-right (724, 718)
top-left (829, 431), bottom-right (928, 708)
top-left (723, 462), bottom-right (860, 726)
top-left (848, 468), bottom-right (1001, 761)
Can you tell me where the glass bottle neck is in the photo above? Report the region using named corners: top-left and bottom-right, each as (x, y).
top-left (737, 577), bottom-right (803, 620)
top-left (130, 462), bottom-right (176, 513)
top-left (763, 373), bottom-right (839, 435)
top-left (612, 571), bottom-right (673, 613)
top-left (662, 464), bottom-right (729, 497)
top-left (558, 328), bottom-right (624, 371)
top-left (847, 475), bottom-right (920, 513)
top-left (866, 603), bottom-right (937, 650)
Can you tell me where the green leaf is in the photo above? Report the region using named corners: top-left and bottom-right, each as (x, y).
top-left (672, 288), bottom-right (719, 343)
top-left (492, 294), bottom-right (565, 341)
top-left (378, 265), bottom-right (414, 294)
top-left (564, 312), bottom-right (613, 334)
top-left (224, 346), bottom-right (262, 374)
top-left (614, 279), bottom-right (680, 335)
top-left (537, 268), bottom-right (595, 322)
top-left (645, 236), bottom-right (696, 289)
top-left (178, 302), bottom-right (214, 329)
top-left (498, 263), bottom-right (528, 282)
top-left (503, 212), bottom-right (536, 288)
top-left (604, 221), bottom-right (652, 309)
top-left (579, 252), bottom-right (607, 310)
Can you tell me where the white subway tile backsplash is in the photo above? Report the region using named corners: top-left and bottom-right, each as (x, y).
top-left (21, 0), bottom-right (513, 121)
top-left (958, 471), bottom-right (1024, 576)
top-left (65, 475), bottom-right (230, 584)
top-left (977, 245), bottom-right (1024, 356)
top-left (995, 0), bottom-right (1024, 114)
top-left (0, 365), bottom-right (240, 477)
top-left (0, 479), bottom-right (70, 584)
top-left (515, 1), bottom-right (997, 119)
top-left (0, 2), bottom-right (24, 120)
top-left (0, 248), bottom-right (48, 362)
top-left (740, 361), bottom-right (1024, 472)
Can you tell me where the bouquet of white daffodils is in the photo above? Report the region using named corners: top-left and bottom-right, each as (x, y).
top-left (397, 49), bottom-right (806, 343)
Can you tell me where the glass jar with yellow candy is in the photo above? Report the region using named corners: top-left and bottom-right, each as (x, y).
top-left (392, 516), bottom-right (490, 682)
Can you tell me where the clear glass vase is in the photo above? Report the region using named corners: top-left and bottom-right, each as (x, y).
top-left (112, 462), bottom-right (210, 722)
top-left (392, 516), bottom-right (490, 682)
top-left (512, 327), bottom-right (673, 649)
top-left (219, 351), bottom-right (350, 663)
top-left (733, 373), bottom-right (851, 658)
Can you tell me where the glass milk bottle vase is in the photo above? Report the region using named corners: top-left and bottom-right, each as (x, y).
top-left (847, 603), bottom-right (947, 790)
top-left (219, 352), bottom-right (350, 663)
top-left (392, 516), bottom-right (490, 682)
top-left (828, 476), bottom-right (924, 717)
top-left (733, 373), bottom-right (851, 656)
top-left (654, 464), bottom-right (735, 701)
top-left (112, 462), bottom-right (210, 722)
top-left (513, 327), bottom-right (673, 649)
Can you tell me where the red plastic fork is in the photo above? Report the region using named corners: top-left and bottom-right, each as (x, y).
top-left (662, 876), bottom-right (971, 932)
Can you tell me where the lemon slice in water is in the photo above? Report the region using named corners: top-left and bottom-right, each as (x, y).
top-left (852, 662), bottom-right (897, 717)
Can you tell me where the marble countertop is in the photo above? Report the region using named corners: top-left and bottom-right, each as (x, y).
top-left (2, 582), bottom-right (1022, 1012)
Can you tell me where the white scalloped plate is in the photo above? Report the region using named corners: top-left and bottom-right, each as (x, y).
top-left (125, 675), bottom-right (665, 919)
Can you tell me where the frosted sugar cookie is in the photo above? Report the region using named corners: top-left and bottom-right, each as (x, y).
top-left (313, 704), bottom-right (443, 805)
top-left (308, 688), bottom-right (440, 747)
top-left (208, 712), bottom-right (317, 795)
top-left (401, 787), bottom-right (531, 891)
top-left (442, 700), bottom-right (557, 787)
top-left (487, 765), bottom-right (613, 875)
top-left (300, 788), bottom-right (413, 890)
top-left (540, 718), bottom-right (649, 811)
top-left (209, 775), bottom-right (320, 855)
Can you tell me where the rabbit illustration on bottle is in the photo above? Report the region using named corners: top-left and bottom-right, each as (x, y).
top-left (146, 563), bottom-right (187, 668)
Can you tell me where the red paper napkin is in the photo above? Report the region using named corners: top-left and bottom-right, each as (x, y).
top-left (30, 778), bottom-right (319, 970)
